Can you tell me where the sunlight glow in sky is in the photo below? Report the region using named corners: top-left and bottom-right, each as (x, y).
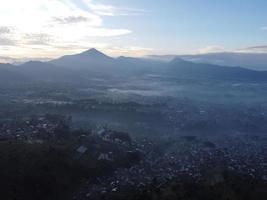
top-left (0, 0), bottom-right (267, 62)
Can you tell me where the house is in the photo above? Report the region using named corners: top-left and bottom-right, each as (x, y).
top-left (76, 145), bottom-right (88, 154)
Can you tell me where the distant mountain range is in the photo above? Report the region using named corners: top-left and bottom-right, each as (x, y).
top-left (1, 49), bottom-right (267, 87)
top-left (168, 57), bottom-right (267, 80)
top-left (50, 48), bottom-right (163, 75)
top-left (148, 52), bottom-right (267, 71)
top-left (51, 48), bottom-right (115, 71)
top-left (0, 64), bottom-right (29, 85)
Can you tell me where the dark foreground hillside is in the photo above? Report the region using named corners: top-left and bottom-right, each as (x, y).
top-left (0, 139), bottom-right (266, 200)
top-left (1, 141), bottom-right (266, 200)
top-left (93, 174), bottom-right (267, 200)
top-left (0, 115), bottom-right (140, 200)
top-left (0, 115), bottom-right (266, 200)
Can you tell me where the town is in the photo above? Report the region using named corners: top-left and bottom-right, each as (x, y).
top-left (0, 113), bottom-right (266, 200)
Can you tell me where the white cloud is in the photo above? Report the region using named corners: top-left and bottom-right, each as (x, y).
top-left (197, 45), bottom-right (226, 54)
top-left (0, 0), bottom-right (134, 59)
top-left (0, 26), bottom-right (12, 34)
top-left (260, 26), bottom-right (267, 30)
top-left (104, 46), bottom-right (153, 57)
top-left (235, 46), bottom-right (267, 53)
top-left (193, 45), bottom-right (267, 55)
top-left (86, 3), bottom-right (147, 16)
top-left (0, 37), bottom-right (16, 46)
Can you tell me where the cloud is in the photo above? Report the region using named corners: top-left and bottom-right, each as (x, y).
top-left (105, 46), bottom-right (153, 57)
top-left (0, 26), bottom-right (16, 46)
top-left (194, 45), bottom-right (267, 55)
top-left (197, 46), bottom-right (226, 54)
top-left (23, 33), bottom-right (54, 46)
top-left (235, 45), bottom-right (267, 53)
top-left (0, 26), bottom-right (12, 34)
top-left (84, 28), bottom-right (131, 37)
top-left (0, 36), bottom-right (16, 46)
top-left (0, 0), bottom-right (134, 59)
top-left (0, 55), bottom-right (52, 64)
top-left (86, 3), bottom-right (147, 16)
top-left (52, 16), bottom-right (92, 24)
top-left (260, 26), bottom-right (267, 30)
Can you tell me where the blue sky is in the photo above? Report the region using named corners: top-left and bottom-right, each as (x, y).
top-left (98, 0), bottom-right (267, 54)
top-left (0, 0), bottom-right (266, 61)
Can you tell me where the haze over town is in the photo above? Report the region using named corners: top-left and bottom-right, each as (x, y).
top-left (1, 1), bottom-right (267, 200)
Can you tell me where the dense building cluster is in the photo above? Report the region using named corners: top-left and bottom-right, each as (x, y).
top-left (0, 112), bottom-right (266, 200)
top-left (164, 100), bottom-right (267, 132)
top-left (0, 115), bottom-right (70, 142)
top-left (75, 132), bottom-right (267, 199)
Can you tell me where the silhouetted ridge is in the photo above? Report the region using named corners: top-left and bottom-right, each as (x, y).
top-left (78, 48), bottom-right (111, 58)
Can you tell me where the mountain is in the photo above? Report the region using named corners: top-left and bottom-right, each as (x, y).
top-left (18, 61), bottom-right (88, 83)
top-left (166, 57), bottom-right (267, 81)
top-left (0, 62), bottom-right (85, 85)
top-left (0, 63), bottom-right (30, 86)
top-left (51, 48), bottom-right (165, 76)
top-left (50, 48), bottom-right (115, 71)
top-left (179, 52), bottom-right (267, 71)
top-left (116, 56), bottom-right (164, 74)
top-left (146, 55), bottom-right (178, 62)
top-left (1, 49), bottom-right (267, 87)
top-left (148, 52), bottom-right (267, 71)
top-left (54, 48), bottom-right (264, 80)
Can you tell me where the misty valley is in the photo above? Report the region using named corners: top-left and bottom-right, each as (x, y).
top-left (0, 49), bottom-right (267, 200)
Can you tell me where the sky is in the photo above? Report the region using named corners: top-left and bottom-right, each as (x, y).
top-left (0, 0), bottom-right (267, 62)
